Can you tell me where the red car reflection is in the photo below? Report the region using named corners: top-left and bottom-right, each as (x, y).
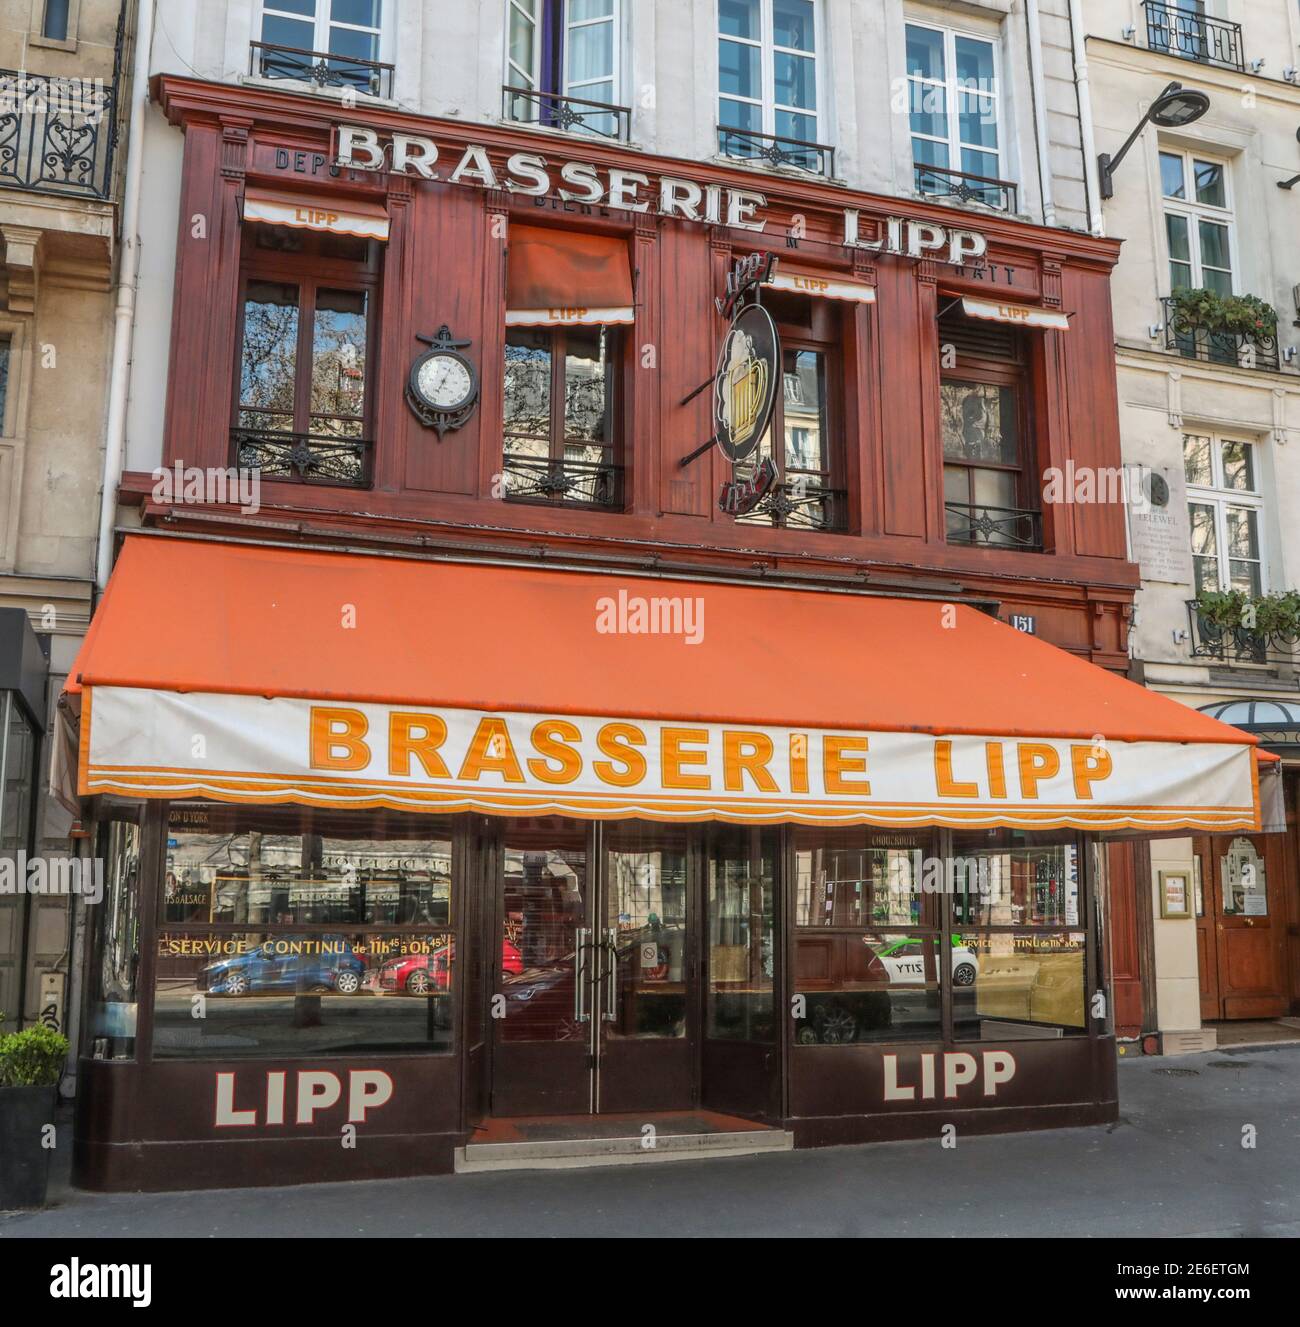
top-left (369, 940), bottom-right (522, 995)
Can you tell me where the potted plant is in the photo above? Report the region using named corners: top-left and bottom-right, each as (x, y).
top-left (0, 1018), bottom-right (69, 1209)
top-left (1169, 288), bottom-right (1278, 340)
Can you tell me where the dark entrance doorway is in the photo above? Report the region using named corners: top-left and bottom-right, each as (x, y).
top-left (488, 819), bottom-right (695, 1116)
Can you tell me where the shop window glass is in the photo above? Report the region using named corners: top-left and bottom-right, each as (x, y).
top-left (706, 827), bottom-right (776, 1042)
top-left (949, 830), bottom-right (1087, 1040)
top-left (502, 326), bottom-right (621, 507)
top-left (0, 694), bottom-right (36, 1031)
top-left (88, 820), bottom-right (143, 1059)
top-left (792, 829), bottom-right (942, 1044)
top-left (152, 803), bottom-right (455, 1060)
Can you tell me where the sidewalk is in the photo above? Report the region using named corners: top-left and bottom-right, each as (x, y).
top-left (3, 1044), bottom-right (1298, 1239)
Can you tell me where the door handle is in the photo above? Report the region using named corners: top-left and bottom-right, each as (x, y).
top-left (604, 929), bottom-right (617, 1023)
top-left (575, 927), bottom-right (590, 1024)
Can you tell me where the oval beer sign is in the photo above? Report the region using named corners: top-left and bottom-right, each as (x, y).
top-left (714, 302), bottom-right (780, 463)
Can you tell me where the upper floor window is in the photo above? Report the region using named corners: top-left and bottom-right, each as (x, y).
top-left (1144, 1), bottom-right (1244, 74)
top-left (505, 0), bottom-right (627, 140)
top-left (233, 224), bottom-right (380, 488)
top-left (939, 309), bottom-right (1039, 552)
top-left (1184, 434), bottom-right (1263, 595)
top-left (906, 21), bottom-right (1007, 209)
top-left (1160, 149), bottom-right (1232, 295)
top-left (41, 0), bottom-right (70, 42)
top-left (254, 1), bottom-right (393, 98)
top-left (718, 0), bottom-right (828, 174)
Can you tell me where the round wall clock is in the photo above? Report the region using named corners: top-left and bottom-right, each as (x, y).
top-left (406, 326), bottom-right (480, 437)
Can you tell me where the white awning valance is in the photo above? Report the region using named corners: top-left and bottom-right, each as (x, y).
top-left (961, 297), bottom-right (1069, 330)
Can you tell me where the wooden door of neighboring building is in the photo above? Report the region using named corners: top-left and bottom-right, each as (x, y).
top-left (1194, 834), bottom-right (1287, 1020)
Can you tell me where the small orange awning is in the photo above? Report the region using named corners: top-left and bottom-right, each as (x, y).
top-left (243, 186), bottom-right (390, 241)
top-left (60, 535), bottom-right (1263, 833)
top-left (506, 224), bottom-right (634, 327)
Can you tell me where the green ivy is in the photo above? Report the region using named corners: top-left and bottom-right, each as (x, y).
top-left (0, 1022), bottom-right (69, 1088)
top-left (1170, 288), bottom-right (1279, 339)
top-left (1196, 590), bottom-right (1300, 638)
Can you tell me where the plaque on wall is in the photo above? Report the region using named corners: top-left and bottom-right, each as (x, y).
top-left (1127, 464), bottom-right (1194, 584)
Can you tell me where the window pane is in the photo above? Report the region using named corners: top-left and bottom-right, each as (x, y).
top-left (719, 37), bottom-right (761, 99)
top-left (908, 79), bottom-right (948, 140)
top-left (1188, 502), bottom-right (1218, 558)
top-left (972, 467), bottom-right (1017, 511)
top-left (954, 35), bottom-right (995, 90)
top-left (88, 822), bottom-right (142, 1058)
top-left (774, 50), bottom-right (816, 111)
top-left (1183, 433), bottom-right (1213, 486)
top-left (719, 0), bottom-right (759, 40)
top-left (564, 326), bottom-right (613, 443)
top-left (707, 828), bottom-right (776, 1042)
top-left (775, 109), bottom-right (817, 146)
top-left (1226, 506), bottom-right (1259, 560)
top-left (720, 97), bottom-right (761, 133)
top-left (1160, 151), bottom-right (1185, 199)
top-left (261, 14), bottom-right (315, 51)
top-left (1202, 267), bottom-right (1232, 297)
top-left (783, 349), bottom-right (824, 473)
top-left (958, 91), bottom-right (997, 149)
top-left (332, 0), bottom-right (382, 25)
top-left (605, 823), bottom-right (687, 1040)
top-left (0, 338), bottom-right (9, 428)
top-left (1220, 441), bottom-right (1254, 491)
top-left (504, 330), bottom-right (552, 440)
top-left (1229, 560), bottom-right (1262, 595)
top-left (952, 932), bottom-right (1086, 1039)
top-left (949, 837), bottom-right (1081, 927)
top-left (912, 135), bottom-right (950, 171)
top-left (328, 24), bottom-right (379, 62)
top-left (567, 20), bottom-right (614, 86)
top-left (239, 280), bottom-right (299, 431)
top-left (1165, 212), bottom-right (1190, 262)
top-left (569, 0), bottom-right (614, 19)
top-left (940, 381), bottom-right (1018, 464)
top-left (794, 831), bottom-right (933, 928)
top-left (266, 0), bottom-right (316, 15)
top-left (1197, 219), bottom-right (1231, 272)
top-left (905, 24), bottom-right (945, 81)
top-left (1193, 159), bottom-right (1225, 207)
top-left (1193, 554), bottom-right (1220, 595)
top-left (1169, 260), bottom-right (1193, 291)
top-left (960, 148), bottom-right (999, 181)
top-left (310, 288), bottom-right (367, 436)
top-left (508, 0), bottom-right (537, 85)
top-left (153, 930), bottom-right (454, 1058)
top-left (774, 0), bottom-right (815, 50)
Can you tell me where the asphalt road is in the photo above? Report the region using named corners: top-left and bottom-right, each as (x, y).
top-left (3, 1043), bottom-right (1298, 1238)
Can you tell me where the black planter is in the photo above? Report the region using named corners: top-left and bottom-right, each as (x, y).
top-left (0, 1085), bottom-right (57, 1209)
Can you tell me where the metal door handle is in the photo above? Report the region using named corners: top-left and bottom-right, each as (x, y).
top-left (575, 927), bottom-right (590, 1023)
top-left (604, 929), bottom-right (618, 1023)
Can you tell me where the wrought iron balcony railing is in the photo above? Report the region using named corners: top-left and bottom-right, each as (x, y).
top-left (1143, 1), bottom-right (1244, 72)
top-left (717, 125), bottom-right (835, 178)
top-left (502, 452), bottom-right (623, 508)
top-left (1162, 298), bottom-right (1280, 372)
top-left (736, 480), bottom-right (849, 532)
top-left (914, 163), bottom-right (1017, 214)
top-left (502, 85), bottom-right (631, 141)
top-left (0, 68), bottom-right (118, 199)
top-left (945, 502), bottom-right (1043, 551)
top-left (249, 41), bottom-right (394, 99)
top-left (1185, 601), bottom-right (1292, 664)
top-left (232, 427), bottom-right (373, 488)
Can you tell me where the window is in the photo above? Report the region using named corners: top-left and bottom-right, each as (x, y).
top-left (153, 804), bottom-right (456, 1060)
top-left (256, 1), bottom-right (391, 96)
top-left (939, 309), bottom-right (1038, 550)
top-left (234, 224), bottom-right (378, 486)
top-left (1184, 433), bottom-right (1264, 596)
top-left (503, 326), bottom-right (622, 507)
top-left (735, 290), bottom-right (845, 531)
top-left (41, 0), bottom-right (70, 42)
top-left (906, 21), bottom-right (1004, 205)
top-left (949, 831), bottom-right (1087, 1040)
top-left (0, 338), bottom-right (10, 431)
top-left (718, 0), bottom-right (824, 169)
top-left (1160, 149), bottom-right (1232, 295)
top-left (506, 0), bottom-right (625, 138)
top-left (793, 829), bottom-right (943, 1044)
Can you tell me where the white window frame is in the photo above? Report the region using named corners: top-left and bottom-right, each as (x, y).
top-left (1184, 433), bottom-right (1266, 595)
top-left (1159, 147), bottom-right (1235, 295)
top-left (717, 0), bottom-right (824, 147)
top-left (505, 0), bottom-right (624, 106)
top-left (905, 18), bottom-right (1004, 188)
top-left (256, 0), bottom-right (392, 67)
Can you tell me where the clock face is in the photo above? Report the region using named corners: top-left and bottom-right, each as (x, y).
top-left (417, 353), bottom-right (473, 409)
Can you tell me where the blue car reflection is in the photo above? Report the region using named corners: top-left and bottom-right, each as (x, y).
top-left (199, 935), bottom-right (366, 996)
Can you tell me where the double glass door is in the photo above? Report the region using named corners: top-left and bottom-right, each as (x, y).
top-left (490, 819), bottom-right (692, 1116)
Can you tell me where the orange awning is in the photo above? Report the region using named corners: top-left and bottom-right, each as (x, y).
top-left (506, 224), bottom-right (634, 327)
top-left (243, 186), bottom-right (390, 241)
top-left (62, 535), bottom-right (1262, 832)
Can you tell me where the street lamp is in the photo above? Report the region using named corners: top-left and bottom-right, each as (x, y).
top-left (1097, 82), bottom-right (1211, 200)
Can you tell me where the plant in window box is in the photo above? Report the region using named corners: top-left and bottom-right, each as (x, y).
top-left (0, 1019), bottom-right (69, 1208)
top-left (1195, 590), bottom-right (1300, 645)
top-left (1168, 289), bottom-right (1279, 339)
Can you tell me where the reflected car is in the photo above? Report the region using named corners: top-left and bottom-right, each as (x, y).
top-left (367, 939), bottom-right (523, 994)
top-left (873, 936), bottom-right (979, 987)
top-left (199, 936), bottom-right (365, 996)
